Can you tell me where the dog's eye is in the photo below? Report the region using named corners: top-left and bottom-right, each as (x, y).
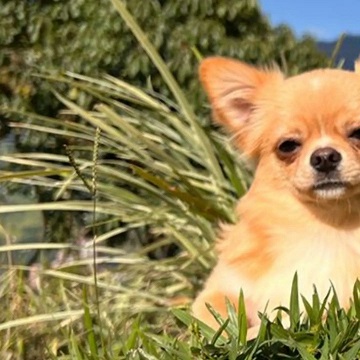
top-left (349, 128), bottom-right (360, 140)
top-left (277, 139), bottom-right (301, 154)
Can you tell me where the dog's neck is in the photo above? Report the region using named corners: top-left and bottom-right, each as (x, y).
top-left (304, 196), bottom-right (360, 229)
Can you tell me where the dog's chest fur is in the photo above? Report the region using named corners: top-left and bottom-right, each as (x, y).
top-left (217, 221), bottom-right (360, 320)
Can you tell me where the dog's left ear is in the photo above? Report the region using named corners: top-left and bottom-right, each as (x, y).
top-left (199, 57), bottom-right (283, 156)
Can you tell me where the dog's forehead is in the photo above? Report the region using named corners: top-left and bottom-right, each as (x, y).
top-left (267, 69), bottom-right (360, 130)
top-left (283, 69), bottom-right (360, 99)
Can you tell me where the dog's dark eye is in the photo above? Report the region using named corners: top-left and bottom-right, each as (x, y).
top-left (277, 139), bottom-right (301, 154)
top-left (349, 128), bottom-right (360, 140)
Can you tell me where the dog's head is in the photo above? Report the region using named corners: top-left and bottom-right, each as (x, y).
top-left (200, 57), bottom-right (360, 202)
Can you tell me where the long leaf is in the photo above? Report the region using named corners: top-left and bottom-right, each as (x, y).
top-left (110, 0), bottom-right (225, 183)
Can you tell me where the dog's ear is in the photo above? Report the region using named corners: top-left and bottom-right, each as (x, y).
top-left (199, 57), bottom-right (283, 155)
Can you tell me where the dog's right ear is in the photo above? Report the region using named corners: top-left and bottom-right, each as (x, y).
top-left (199, 57), bottom-right (283, 156)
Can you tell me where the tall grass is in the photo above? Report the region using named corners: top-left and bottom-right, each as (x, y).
top-left (0, 1), bottom-right (248, 357)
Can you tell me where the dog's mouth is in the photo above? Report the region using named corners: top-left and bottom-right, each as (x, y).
top-left (312, 180), bottom-right (350, 199)
top-left (313, 180), bottom-right (348, 191)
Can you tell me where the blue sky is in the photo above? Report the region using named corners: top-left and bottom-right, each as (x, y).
top-left (260, 0), bottom-right (360, 40)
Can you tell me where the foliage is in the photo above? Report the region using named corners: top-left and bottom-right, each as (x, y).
top-left (173, 276), bottom-right (360, 360)
top-left (0, 0), bottom-right (328, 117)
top-left (3, 66), bottom-right (245, 266)
top-left (2, 264), bottom-right (360, 358)
top-left (0, 253), bottom-right (195, 359)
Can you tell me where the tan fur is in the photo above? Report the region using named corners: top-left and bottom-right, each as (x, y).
top-left (192, 57), bottom-right (360, 336)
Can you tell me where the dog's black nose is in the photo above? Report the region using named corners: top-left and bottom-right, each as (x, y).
top-left (310, 147), bottom-right (342, 173)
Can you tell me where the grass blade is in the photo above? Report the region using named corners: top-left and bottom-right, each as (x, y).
top-left (290, 272), bottom-right (300, 330)
top-left (110, 0), bottom-right (225, 183)
top-left (82, 287), bottom-right (99, 359)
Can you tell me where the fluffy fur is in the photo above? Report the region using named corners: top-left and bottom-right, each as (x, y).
top-left (192, 57), bottom-right (360, 334)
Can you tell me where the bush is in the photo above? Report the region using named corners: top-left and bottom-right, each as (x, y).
top-left (1, 0), bottom-right (328, 117)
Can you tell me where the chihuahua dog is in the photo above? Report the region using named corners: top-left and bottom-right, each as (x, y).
top-left (192, 57), bottom-right (360, 334)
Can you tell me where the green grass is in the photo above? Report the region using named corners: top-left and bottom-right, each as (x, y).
top-left (2, 262), bottom-right (360, 358)
top-left (1, 1), bottom-right (360, 359)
